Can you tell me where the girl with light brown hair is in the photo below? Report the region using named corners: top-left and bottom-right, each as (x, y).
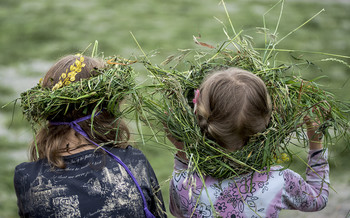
top-left (169, 67), bottom-right (329, 217)
top-left (195, 67), bottom-right (272, 152)
top-left (14, 54), bottom-right (166, 218)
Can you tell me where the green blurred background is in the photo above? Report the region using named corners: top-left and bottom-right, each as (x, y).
top-left (0, 0), bottom-right (349, 217)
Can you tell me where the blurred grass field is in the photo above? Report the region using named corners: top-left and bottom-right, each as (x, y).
top-left (0, 0), bottom-right (349, 217)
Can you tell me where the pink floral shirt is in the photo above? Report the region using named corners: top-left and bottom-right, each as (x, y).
top-left (169, 149), bottom-right (329, 218)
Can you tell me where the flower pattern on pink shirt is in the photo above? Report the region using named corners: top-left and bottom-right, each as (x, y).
top-left (170, 149), bottom-right (329, 217)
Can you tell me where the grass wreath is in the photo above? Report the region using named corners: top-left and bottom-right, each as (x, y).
top-left (19, 55), bottom-right (137, 131)
top-left (136, 7), bottom-right (350, 178)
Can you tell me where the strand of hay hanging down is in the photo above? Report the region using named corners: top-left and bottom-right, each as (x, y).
top-left (136, 10), bottom-right (350, 179)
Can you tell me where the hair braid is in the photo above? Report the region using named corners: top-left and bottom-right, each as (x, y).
top-left (195, 67), bottom-right (272, 151)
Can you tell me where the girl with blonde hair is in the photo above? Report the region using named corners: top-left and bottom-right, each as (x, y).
top-left (169, 67), bottom-right (328, 217)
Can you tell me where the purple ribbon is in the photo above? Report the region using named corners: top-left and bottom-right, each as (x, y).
top-left (50, 112), bottom-right (155, 218)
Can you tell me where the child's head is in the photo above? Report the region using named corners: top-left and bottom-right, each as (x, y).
top-left (31, 55), bottom-right (130, 167)
top-left (43, 54), bottom-right (106, 122)
top-left (42, 54), bottom-right (104, 89)
top-left (195, 67), bottom-right (272, 151)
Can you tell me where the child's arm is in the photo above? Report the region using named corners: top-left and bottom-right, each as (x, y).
top-left (168, 136), bottom-right (187, 161)
top-left (14, 165), bottom-right (26, 217)
top-left (281, 149), bottom-right (329, 211)
top-left (281, 117), bottom-right (329, 211)
top-left (164, 126), bottom-right (188, 161)
top-left (145, 158), bottom-right (168, 218)
top-left (304, 115), bottom-right (323, 150)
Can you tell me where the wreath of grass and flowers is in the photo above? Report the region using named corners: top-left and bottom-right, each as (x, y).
top-left (19, 45), bottom-right (138, 134)
top-left (135, 0), bottom-right (350, 179)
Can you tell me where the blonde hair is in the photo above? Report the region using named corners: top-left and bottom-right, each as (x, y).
top-left (196, 67), bottom-right (272, 151)
top-left (31, 55), bottom-right (130, 168)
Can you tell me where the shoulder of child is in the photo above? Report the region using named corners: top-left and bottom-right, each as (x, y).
top-left (14, 160), bottom-right (45, 188)
top-left (15, 159), bottom-right (46, 174)
top-left (109, 145), bottom-right (152, 166)
top-left (114, 145), bottom-right (144, 156)
top-left (251, 166), bottom-right (302, 183)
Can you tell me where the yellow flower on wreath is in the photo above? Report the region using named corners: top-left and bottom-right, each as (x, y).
top-left (52, 81), bottom-right (63, 91)
top-left (275, 152), bottom-right (290, 164)
top-left (52, 54), bottom-right (85, 91)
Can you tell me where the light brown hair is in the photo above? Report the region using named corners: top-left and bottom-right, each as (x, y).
top-left (196, 67), bottom-right (272, 151)
top-left (31, 55), bottom-right (130, 168)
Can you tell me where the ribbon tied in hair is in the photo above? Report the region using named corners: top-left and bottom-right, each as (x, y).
top-left (192, 89), bottom-right (200, 104)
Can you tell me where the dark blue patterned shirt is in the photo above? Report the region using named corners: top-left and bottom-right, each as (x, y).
top-left (14, 146), bottom-right (166, 218)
